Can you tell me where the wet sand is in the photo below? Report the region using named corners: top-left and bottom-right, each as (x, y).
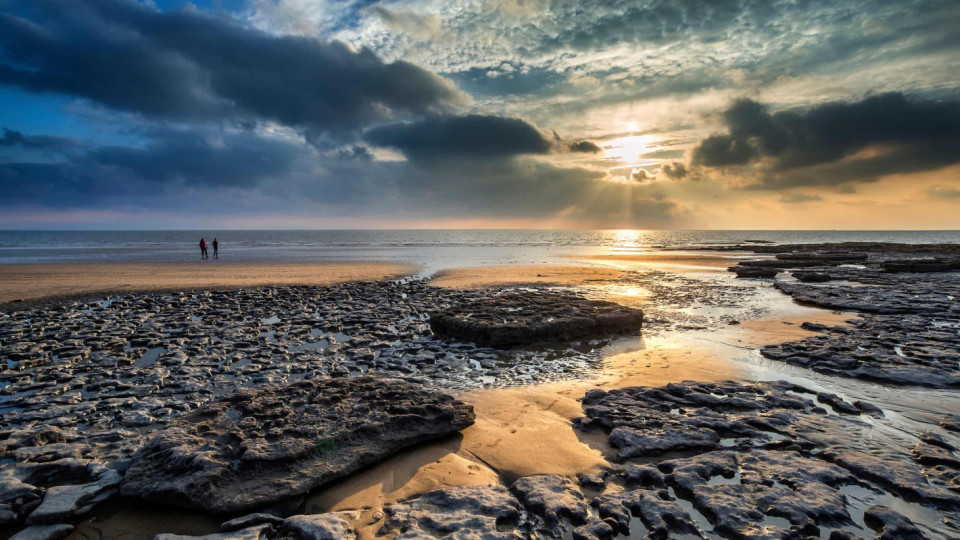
top-left (0, 262), bottom-right (416, 304)
top-left (304, 307), bottom-right (858, 536)
top-left (572, 250), bottom-right (753, 272)
top-left (429, 251), bottom-right (750, 289)
top-left (429, 264), bottom-right (628, 288)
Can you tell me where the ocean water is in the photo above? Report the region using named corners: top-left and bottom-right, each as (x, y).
top-left (0, 230), bottom-right (956, 269)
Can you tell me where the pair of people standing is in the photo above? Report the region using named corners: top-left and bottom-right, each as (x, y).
top-left (199, 237), bottom-right (219, 259)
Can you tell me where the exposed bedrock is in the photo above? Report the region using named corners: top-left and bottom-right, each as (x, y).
top-left (760, 264), bottom-right (960, 388)
top-left (880, 259), bottom-right (960, 273)
top-left (120, 376), bottom-right (475, 513)
top-left (575, 380), bottom-right (960, 539)
top-left (730, 266), bottom-right (780, 279)
top-left (155, 380), bottom-right (960, 540)
top-left (429, 291), bottom-right (643, 347)
top-left (0, 458), bottom-right (121, 529)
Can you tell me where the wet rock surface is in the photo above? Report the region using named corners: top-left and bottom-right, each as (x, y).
top-left (121, 377), bottom-right (474, 513)
top-left (429, 292), bottom-right (643, 347)
top-left (748, 250), bottom-right (960, 388)
top-left (576, 380), bottom-right (960, 539)
top-left (1, 272), bottom-right (757, 537)
top-left (141, 380), bottom-right (960, 540)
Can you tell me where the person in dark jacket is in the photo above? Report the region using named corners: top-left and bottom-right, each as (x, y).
top-left (213, 237), bottom-right (219, 259)
top-left (199, 238), bottom-right (208, 259)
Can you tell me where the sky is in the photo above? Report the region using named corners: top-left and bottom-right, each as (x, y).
top-left (1, 0), bottom-right (959, 229)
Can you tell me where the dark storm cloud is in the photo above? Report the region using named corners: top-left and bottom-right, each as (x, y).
top-left (0, 128), bottom-right (76, 150)
top-left (0, 127), bottom-right (310, 208)
top-left (90, 130), bottom-right (302, 186)
top-left (691, 93), bottom-right (960, 187)
top-left (363, 115), bottom-right (552, 159)
top-left (0, 0), bottom-right (466, 135)
top-left (569, 140), bottom-right (602, 153)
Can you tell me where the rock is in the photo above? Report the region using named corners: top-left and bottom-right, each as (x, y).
top-left (853, 401), bottom-right (884, 417)
top-left (917, 431), bottom-right (956, 451)
top-left (429, 291), bottom-right (642, 347)
top-left (577, 380), bottom-right (834, 460)
top-left (941, 414), bottom-right (960, 432)
top-left (912, 442), bottom-right (960, 468)
top-left (608, 426), bottom-right (719, 459)
top-left (577, 472), bottom-right (607, 491)
top-left (776, 252), bottom-right (868, 262)
top-left (760, 263), bottom-right (960, 389)
top-left (25, 466), bottom-right (121, 524)
top-left (1, 504), bottom-right (17, 526)
top-left (816, 392), bottom-right (860, 415)
top-left (282, 513), bottom-right (355, 540)
top-left (121, 377), bottom-right (474, 513)
top-left (821, 447), bottom-right (960, 508)
top-left (863, 505), bottom-right (925, 539)
top-left (155, 524), bottom-right (273, 540)
top-left (379, 485), bottom-right (520, 540)
top-left (8, 524), bottom-right (74, 540)
top-left (730, 266), bottom-right (780, 279)
top-left (595, 489), bottom-right (702, 538)
top-left (792, 271), bottom-right (834, 283)
top-left (221, 513), bottom-right (284, 532)
top-left (511, 475), bottom-right (590, 527)
top-left (880, 259), bottom-right (960, 273)
top-left (572, 517), bottom-right (614, 540)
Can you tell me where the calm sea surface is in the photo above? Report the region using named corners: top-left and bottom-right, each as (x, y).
top-left (0, 230), bottom-right (956, 270)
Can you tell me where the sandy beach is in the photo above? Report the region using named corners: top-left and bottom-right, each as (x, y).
top-left (0, 261), bottom-right (416, 304)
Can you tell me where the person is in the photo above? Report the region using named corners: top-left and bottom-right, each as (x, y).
top-left (213, 237), bottom-right (219, 259)
top-left (199, 238), bottom-right (208, 259)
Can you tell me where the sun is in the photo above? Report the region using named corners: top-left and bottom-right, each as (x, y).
top-left (604, 135), bottom-right (658, 164)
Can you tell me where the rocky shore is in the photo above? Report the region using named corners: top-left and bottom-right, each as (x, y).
top-left (726, 244), bottom-right (960, 389)
top-left (2, 246), bottom-right (959, 540)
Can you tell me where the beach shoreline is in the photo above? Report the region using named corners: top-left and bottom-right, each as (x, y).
top-left (0, 261), bottom-right (418, 306)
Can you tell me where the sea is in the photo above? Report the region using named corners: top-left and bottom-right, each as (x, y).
top-left (0, 230), bottom-right (956, 271)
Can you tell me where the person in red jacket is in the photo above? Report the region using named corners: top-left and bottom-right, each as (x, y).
top-left (199, 238), bottom-right (208, 259)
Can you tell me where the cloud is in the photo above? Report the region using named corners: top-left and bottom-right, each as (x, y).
top-left (692, 93), bottom-right (960, 187)
top-left (364, 114), bottom-right (552, 159)
top-left (660, 161), bottom-right (688, 179)
top-left (928, 184), bottom-right (960, 199)
top-left (630, 168), bottom-right (654, 182)
top-left (779, 192), bottom-right (823, 204)
top-left (0, 128), bottom-right (77, 151)
top-left (0, 127), bottom-right (312, 209)
top-left (0, 125), bottom-right (685, 228)
top-left (569, 140), bottom-right (602, 153)
top-left (90, 129), bottom-right (303, 187)
top-left (0, 0), bottom-right (468, 135)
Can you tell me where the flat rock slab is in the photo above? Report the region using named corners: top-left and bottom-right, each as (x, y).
top-left (429, 291), bottom-right (643, 347)
top-left (121, 376), bottom-right (474, 513)
top-left (576, 380), bottom-right (960, 538)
